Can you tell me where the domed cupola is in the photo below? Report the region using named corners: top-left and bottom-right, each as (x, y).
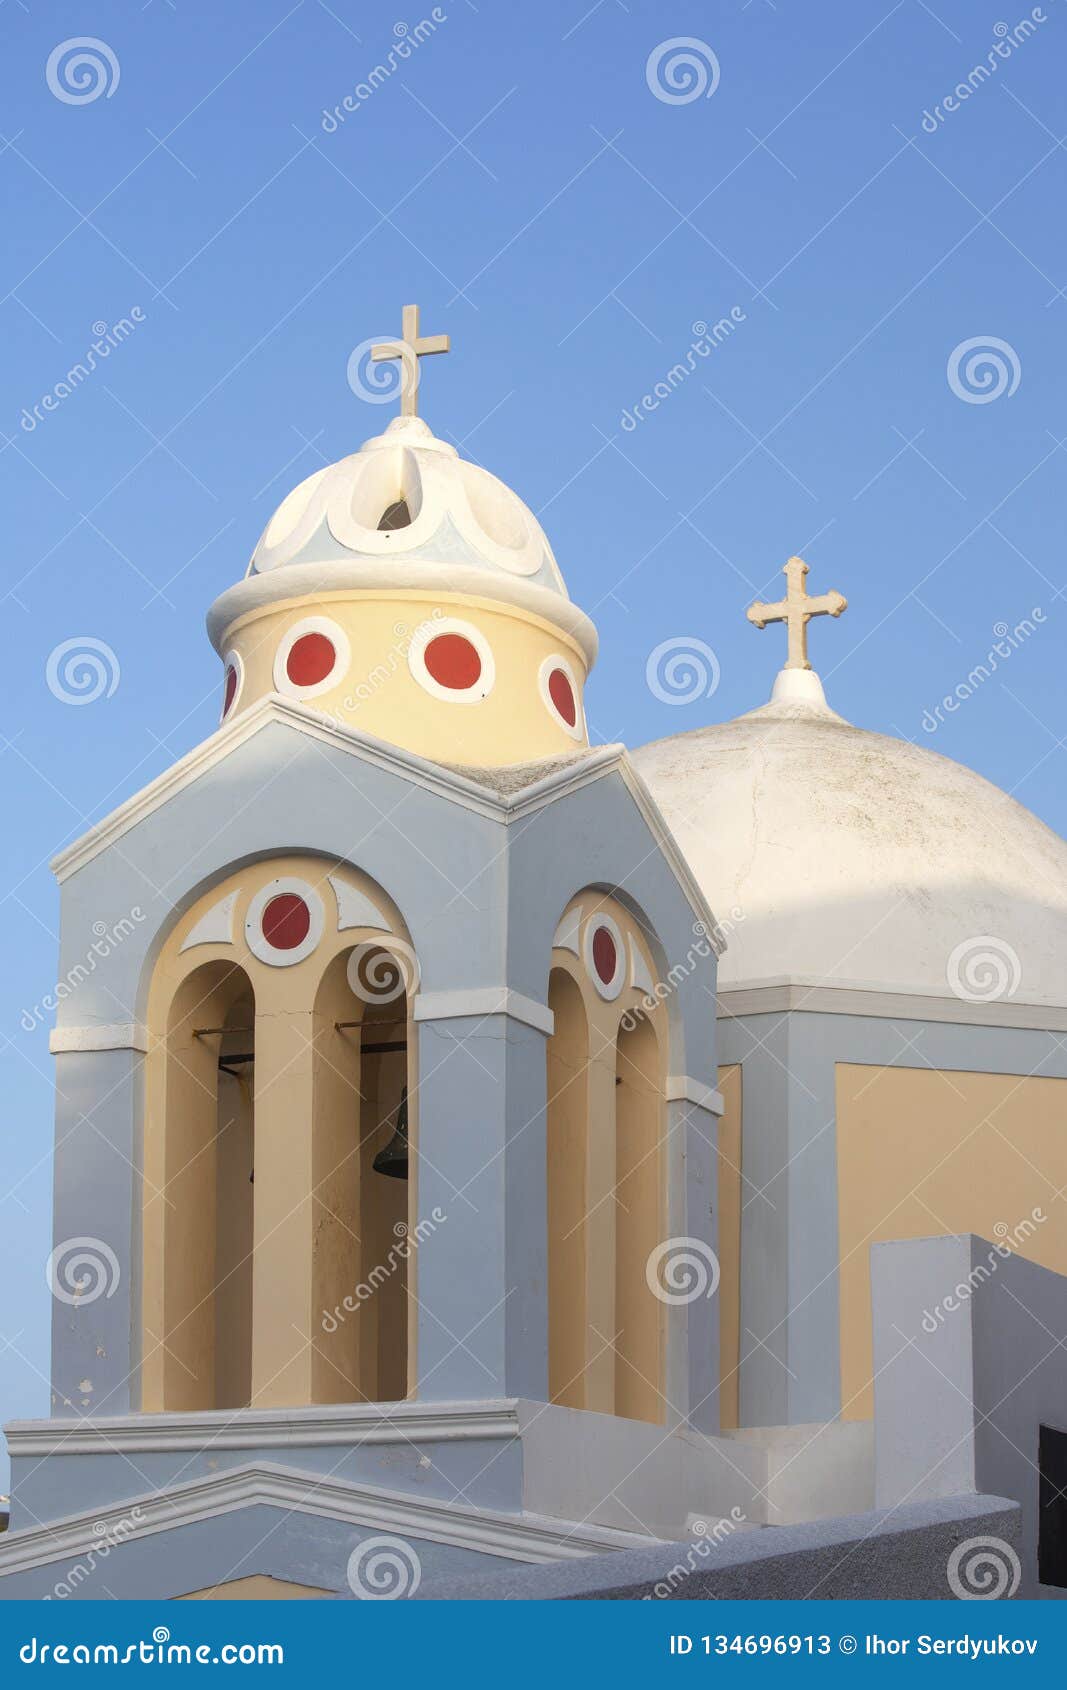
top-left (206, 306), bottom-right (597, 769)
top-left (634, 557), bottom-right (1067, 1007)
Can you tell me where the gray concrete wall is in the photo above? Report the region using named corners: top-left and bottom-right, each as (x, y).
top-left (872, 1232), bottom-right (1067, 1599)
top-left (414, 1493), bottom-right (1019, 1600)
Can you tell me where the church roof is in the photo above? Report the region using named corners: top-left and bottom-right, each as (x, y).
top-left (634, 667), bottom-right (1067, 1011)
top-left (207, 416), bottom-right (598, 667)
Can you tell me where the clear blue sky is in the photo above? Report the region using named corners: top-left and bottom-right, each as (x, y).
top-left (1, 0), bottom-right (1065, 1472)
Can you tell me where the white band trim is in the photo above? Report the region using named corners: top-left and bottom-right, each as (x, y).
top-left (666, 1076), bottom-right (725, 1116)
top-left (49, 1024), bottom-right (148, 1055)
top-left (414, 988), bottom-right (554, 1037)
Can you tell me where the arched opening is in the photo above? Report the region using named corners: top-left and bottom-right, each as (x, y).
top-left (312, 945), bottom-right (411, 1404)
top-left (157, 960), bottom-right (255, 1412)
top-left (614, 1011), bottom-right (664, 1423)
top-left (546, 967), bottom-right (589, 1409)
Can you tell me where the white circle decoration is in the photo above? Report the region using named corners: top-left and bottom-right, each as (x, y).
top-left (220, 648), bottom-right (244, 723)
top-left (583, 913), bottom-right (626, 1001)
top-left (273, 615), bottom-right (350, 700)
top-left (245, 878), bottom-right (325, 968)
top-left (538, 654), bottom-right (584, 740)
top-left (407, 616), bottom-right (495, 704)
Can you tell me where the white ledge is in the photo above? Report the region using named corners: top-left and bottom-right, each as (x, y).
top-left (49, 1023), bottom-right (148, 1055)
top-left (0, 1459), bottom-right (657, 1581)
top-left (414, 988), bottom-right (554, 1036)
top-left (716, 977), bottom-right (1067, 1032)
top-left (4, 1398), bottom-right (520, 1457)
top-left (666, 1076), bottom-right (725, 1116)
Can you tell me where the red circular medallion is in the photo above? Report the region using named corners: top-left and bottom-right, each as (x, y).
top-left (286, 632), bottom-right (336, 688)
top-left (591, 925), bottom-right (618, 986)
top-left (222, 664), bottom-right (239, 717)
top-left (424, 633), bottom-right (482, 691)
top-left (548, 667), bottom-right (577, 727)
top-left (261, 893), bottom-right (311, 951)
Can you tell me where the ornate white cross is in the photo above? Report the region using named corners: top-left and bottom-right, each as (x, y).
top-left (371, 303), bottom-right (450, 418)
top-left (746, 556), bottom-right (847, 671)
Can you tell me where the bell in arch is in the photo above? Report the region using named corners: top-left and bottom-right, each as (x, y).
top-left (372, 1085), bottom-right (409, 1180)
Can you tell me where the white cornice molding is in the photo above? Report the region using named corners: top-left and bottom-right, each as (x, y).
top-left (666, 1076), bottom-right (725, 1116)
top-left (414, 988), bottom-right (554, 1037)
top-left (49, 1023), bottom-right (148, 1055)
top-left (0, 1459), bottom-right (656, 1581)
top-left (4, 1398), bottom-right (519, 1457)
top-left (717, 976), bottom-right (1067, 1032)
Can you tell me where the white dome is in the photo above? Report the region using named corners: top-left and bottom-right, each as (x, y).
top-left (633, 671), bottom-right (1067, 1007)
top-left (252, 414), bottom-right (565, 592)
top-left (208, 415), bottom-right (597, 665)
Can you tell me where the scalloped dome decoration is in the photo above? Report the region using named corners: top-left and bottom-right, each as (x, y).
top-left (248, 416), bottom-right (565, 596)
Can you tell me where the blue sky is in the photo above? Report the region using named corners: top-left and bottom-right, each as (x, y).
top-left (1, 0), bottom-right (1065, 1471)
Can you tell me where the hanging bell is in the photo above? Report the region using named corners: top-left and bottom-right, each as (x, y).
top-left (372, 1086), bottom-right (409, 1180)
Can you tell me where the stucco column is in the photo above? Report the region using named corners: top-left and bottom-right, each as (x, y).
top-left (674, 1091), bottom-right (719, 1435)
top-left (411, 997), bottom-right (551, 1402)
top-left (250, 994), bottom-right (316, 1406)
top-left (583, 1036), bottom-right (618, 1414)
top-left (50, 1045), bottom-right (142, 1418)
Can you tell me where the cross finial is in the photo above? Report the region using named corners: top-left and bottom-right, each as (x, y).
top-left (370, 303), bottom-right (450, 418)
top-left (746, 556), bottom-right (847, 671)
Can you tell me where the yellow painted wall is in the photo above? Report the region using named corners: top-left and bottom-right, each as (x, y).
top-left (178, 1574), bottom-right (329, 1600)
top-left (219, 589), bottom-right (588, 767)
top-left (716, 1063), bottom-right (742, 1431)
top-left (836, 1063), bottom-right (1067, 1420)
